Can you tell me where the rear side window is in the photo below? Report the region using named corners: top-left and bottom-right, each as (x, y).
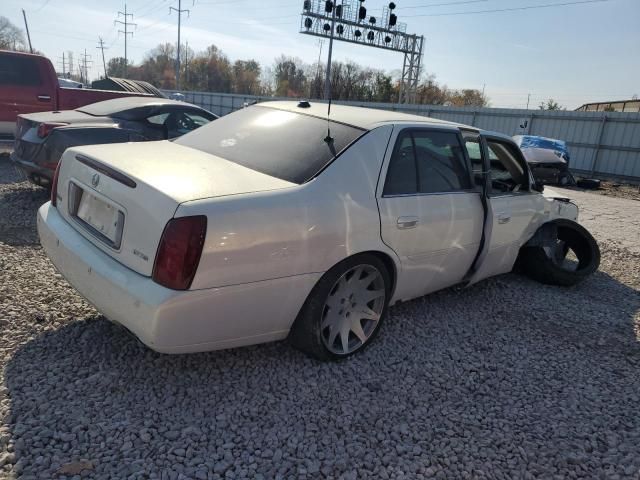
top-left (175, 106), bottom-right (364, 184)
top-left (383, 129), bottom-right (471, 196)
top-left (0, 55), bottom-right (42, 86)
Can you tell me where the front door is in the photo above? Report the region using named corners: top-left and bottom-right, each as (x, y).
top-left (467, 134), bottom-right (544, 283)
top-left (378, 126), bottom-right (484, 301)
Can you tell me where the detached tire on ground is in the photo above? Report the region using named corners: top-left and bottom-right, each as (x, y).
top-left (289, 254), bottom-right (391, 361)
top-left (577, 178), bottom-right (601, 190)
top-left (516, 219), bottom-right (600, 287)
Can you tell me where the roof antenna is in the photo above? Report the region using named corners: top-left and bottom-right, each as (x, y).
top-left (324, 98), bottom-right (334, 144)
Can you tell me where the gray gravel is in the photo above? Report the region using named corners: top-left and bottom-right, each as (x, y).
top-left (1, 155), bottom-right (639, 480)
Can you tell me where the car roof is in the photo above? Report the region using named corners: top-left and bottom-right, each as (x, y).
top-left (262, 100), bottom-right (475, 131)
top-left (77, 97), bottom-right (203, 116)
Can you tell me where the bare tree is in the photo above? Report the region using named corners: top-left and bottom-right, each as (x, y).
top-left (0, 16), bottom-right (26, 51)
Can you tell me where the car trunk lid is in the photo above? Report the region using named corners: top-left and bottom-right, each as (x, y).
top-left (14, 111), bottom-right (107, 168)
top-left (54, 141), bottom-right (294, 277)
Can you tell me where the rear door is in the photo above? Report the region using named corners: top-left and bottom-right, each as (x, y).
top-left (0, 54), bottom-right (55, 133)
top-left (378, 126), bottom-right (484, 301)
top-left (467, 134), bottom-right (544, 283)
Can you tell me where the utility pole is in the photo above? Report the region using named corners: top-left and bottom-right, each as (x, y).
top-left (115, 3), bottom-right (136, 77)
top-left (184, 40), bottom-right (189, 86)
top-left (80, 49), bottom-right (93, 85)
top-left (170, 0), bottom-right (190, 90)
top-left (57, 52), bottom-right (66, 77)
top-left (310, 39), bottom-right (323, 99)
top-left (21, 9), bottom-right (33, 53)
top-left (323, 2), bottom-right (337, 101)
top-left (67, 52), bottom-right (74, 80)
top-left (97, 37), bottom-right (108, 78)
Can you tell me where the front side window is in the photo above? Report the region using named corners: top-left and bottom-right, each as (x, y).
top-left (486, 140), bottom-right (529, 194)
top-left (383, 129), bottom-right (471, 196)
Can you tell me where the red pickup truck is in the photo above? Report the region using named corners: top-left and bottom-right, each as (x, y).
top-left (0, 50), bottom-right (154, 135)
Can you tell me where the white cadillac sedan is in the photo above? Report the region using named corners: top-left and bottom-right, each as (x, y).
top-left (37, 101), bottom-right (600, 360)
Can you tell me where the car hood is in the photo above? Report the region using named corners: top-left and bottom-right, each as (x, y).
top-left (72, 140), bottom-right (296, 203)
top-left (521, 147), bottom-right (567, 165)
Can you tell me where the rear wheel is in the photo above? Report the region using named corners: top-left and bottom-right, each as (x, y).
top-left (289, 254), bottom-right (391, 360)
top-left (516, 219), bottom-right (600, 286)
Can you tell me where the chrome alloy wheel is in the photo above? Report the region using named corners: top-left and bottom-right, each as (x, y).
top-left (320, 264), bottom-right (386, 355)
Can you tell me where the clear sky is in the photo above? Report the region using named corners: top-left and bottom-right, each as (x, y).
top-left (4, 0), bottom-right (639, 109)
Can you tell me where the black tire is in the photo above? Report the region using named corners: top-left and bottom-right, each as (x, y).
top-left (577, 178), bottom-right (601, 190)
top-left (516, 219), bottom-right (600, 287)
top-left (288, 254), bottom-right (392, 361)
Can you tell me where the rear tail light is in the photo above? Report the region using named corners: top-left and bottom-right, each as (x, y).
top-left (153, 216), bottom-right (207, 290)
top-left (50, 161), bottom-right (62, 207)
top-left (37, 122), bottom-right (68, 138)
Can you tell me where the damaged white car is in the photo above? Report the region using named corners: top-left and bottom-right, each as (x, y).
top-left (37, 102), bottom-right (600, 360)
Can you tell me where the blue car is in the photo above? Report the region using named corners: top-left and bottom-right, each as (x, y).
top-left (513, 135), bottom-right (570, 164)
top-left (513, 135), bottom-right (574, 186)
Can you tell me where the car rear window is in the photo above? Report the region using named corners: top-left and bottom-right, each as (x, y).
top-left (0, 55), bottom-right (42, 86)
top-left (174, 106), bottom-right (365, 184)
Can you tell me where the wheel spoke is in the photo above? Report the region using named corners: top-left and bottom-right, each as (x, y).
top-left (321, 308), bottom-right (339, 330)
top-left (327, 322), bottom-right (340, 348)
top-left (359, 288), bottom-right (385, 304)
top-left (353, 305), bottom-right (380, 321)
top-left (351, 320), bottom-right (368, 344)
top-left (340, 328), bottom-right (350, 354)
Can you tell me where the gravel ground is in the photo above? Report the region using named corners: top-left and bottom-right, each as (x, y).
top-left (568, 180), bottom-right (640, 202)
top-left (1, 156), bottom-right (639, 480)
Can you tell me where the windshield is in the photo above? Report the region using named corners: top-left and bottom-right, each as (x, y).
top-left (175, 105), bottom-right (365, 184)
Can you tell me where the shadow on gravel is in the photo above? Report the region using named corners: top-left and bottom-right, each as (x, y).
top-left (0, 155), bottom-right (26, 186)
top-left (4, 266), bottom-right (640, 478)
top-left (0, 186), bottom-right (49, 246)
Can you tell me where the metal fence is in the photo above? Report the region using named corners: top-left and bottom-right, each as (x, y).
top-left (166, 90), bottom-right (640, 182)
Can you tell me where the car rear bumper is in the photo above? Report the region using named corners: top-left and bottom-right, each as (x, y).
top-left (10, 151), bottom-right (54, 183)
top-left (37, 202), bottom-right (319, 353)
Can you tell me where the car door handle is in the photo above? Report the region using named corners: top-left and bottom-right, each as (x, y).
top-left (397, 216), bottom-right (419, 229)
top-left (497, 214), bottom-right (511, 224)
top-left (37, 95), bottom-right (51, 102)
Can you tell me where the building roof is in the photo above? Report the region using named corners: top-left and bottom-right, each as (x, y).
top-left (262, 100), bottom-right (471, 131)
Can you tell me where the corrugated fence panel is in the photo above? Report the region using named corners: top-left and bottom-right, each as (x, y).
top-left (163, 90), bottom-right (640, 181)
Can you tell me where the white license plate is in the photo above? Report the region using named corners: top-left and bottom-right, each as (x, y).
top-left (76, 192), bottom-right (122, 244)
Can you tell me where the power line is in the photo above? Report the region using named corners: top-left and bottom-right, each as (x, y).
top-left (399, 0), bottom-right (487, 10)
top-left (35, 0), bottom-right (53, 12)
top-left (115, 3), bottom-right (137, 76)
top-left (411, 0), bottom-right (611, 17)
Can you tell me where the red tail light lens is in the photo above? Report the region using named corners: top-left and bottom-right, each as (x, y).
top-left (37, 122), bottom-right (68, 139)
top-left (153, 216), bottom-right (207, 290)
top-left (50, 161), bottom-right (62, 207)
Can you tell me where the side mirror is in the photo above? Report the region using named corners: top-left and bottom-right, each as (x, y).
top-left (533, 180), bottom-right (545, 193)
